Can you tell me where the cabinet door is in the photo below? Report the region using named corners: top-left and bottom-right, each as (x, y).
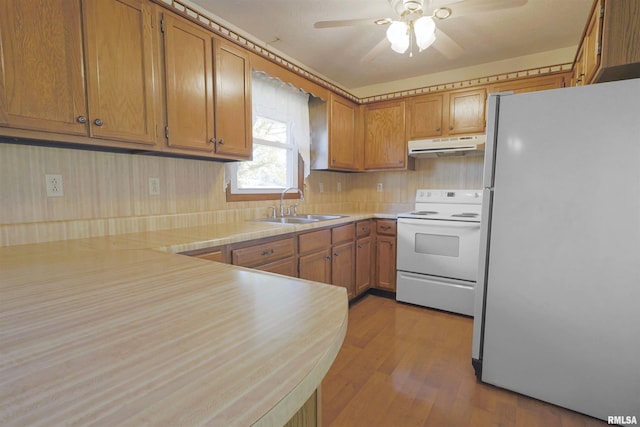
top-left (355, 236), bottom-right (372, 296)
top-left (162, 12), bottom-right (215, 152)
top-left (407, 93), bottom-right (444, 139)
top-left (0, 0), bottom-right (87, 135)
top-left (332, 241), bottom-right (355, 300)
top-left (583, 0), bottom-right (602, 84)
top-left (364, 100), bottom-right (406, 170)
top-left (489, 74), bottom-right (568, 94)
top-left (255, 257), bottom-right (297, 277)
top-left (329, 94), bottom-right (359, 170)
top-left (299, 248), bottom-right (332, 284)
top-left (83, 0), bottom-right (158, 145)
top-left (214, 40), bottom-right (252, 159)
top-left (376, 235), bottom-right (397, 291)
top-left (448, 88), bottom-right (486, 135)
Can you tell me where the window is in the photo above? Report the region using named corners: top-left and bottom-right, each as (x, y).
top-left (226, 71), bottom-right (310, 201)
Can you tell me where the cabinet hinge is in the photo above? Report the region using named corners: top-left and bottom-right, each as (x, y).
top-left (164, 126), bottom-right (169, 139)
top-left (160, 18), bottom-right (165, 33)
top-left (599, 5), bottom-right (604, 18)
top-left (597, 43), bottom-right (602, 55)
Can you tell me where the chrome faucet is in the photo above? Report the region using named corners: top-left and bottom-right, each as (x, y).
top-left (280, 187), bottom-right (304, 216)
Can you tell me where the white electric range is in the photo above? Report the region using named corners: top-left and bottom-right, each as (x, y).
top-left (396, 189), bottom-right (482, 316)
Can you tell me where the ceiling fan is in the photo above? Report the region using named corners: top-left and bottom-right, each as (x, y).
top-left (314, 0), bottom-right (528, 59)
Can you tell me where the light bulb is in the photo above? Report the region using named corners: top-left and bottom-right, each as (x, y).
top-left (386, 21), bottom-right (409, 53)
top-left (414, 16), bottom-right (436, 50)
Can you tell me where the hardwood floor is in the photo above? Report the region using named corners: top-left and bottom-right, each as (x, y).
top-left (321, 294), bottom-right (608, 427)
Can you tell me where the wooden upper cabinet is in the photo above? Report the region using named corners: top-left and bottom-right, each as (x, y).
top-left (213, 40), bottom-right (252, 159)
top-left (572, 0), bottom-right (640, 85)
top-left (364, 100), bottom-right (409, 170)
top-left (0, 0), bottom-right (87, 134)
top-left (162, 12), bottom-right (215, 153)
top-left (447, 87), bottom-right (486, 135)
top-left (83, 0), bottom-right (159, 145)
top-left (582, 0), bottom-right (602, 84)
top-left (329, 94), bottom-right (361, 170)
top-left (489, 74), bottom-right (568, 94)
top-left (309, 93), bottom-right (362, 171)
top-left (407, 93), bottom-right (444, 139)
top-left (407, 88), bottom-right (486, 141)
top-left (0, 0), bottom-right (159, 147)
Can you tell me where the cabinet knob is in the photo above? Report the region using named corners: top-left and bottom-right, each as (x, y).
top-left (449, 126), bottom-right (453, 130)
top-left (334, 253), bottom-right (339, 257)
top-left (357, 244), bottom-right (362, 249)
top-left (325, 256), bottom-right (331, 260)
top-left (76, 116), bottom-right (88, 124)
top-left (218, 139), bottom-right (224, 145)
top-left (435, 127), bottom-right (440, 132)
top-left (93, 118), bottom-right (104, 126)
top-left (209, 138), bottom-right (216, 144)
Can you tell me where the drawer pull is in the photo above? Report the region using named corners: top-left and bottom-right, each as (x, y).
top-left (261, 249), bottom-right (275, 256)
top-left (380, 225), bottom-right (391, 230)
top-left (76, 116), bottom-right (88, 124)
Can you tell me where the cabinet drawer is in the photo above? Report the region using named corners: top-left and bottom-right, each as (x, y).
top-left (376, 219), bottom-right (397, 236)
top-left (299, 229), bottom-right (331, 254)
top-left (356, 220), bottom-right (372, 238)
top-left (332, 223), bottom-right (355, 245)
top-left (232, 238), bottom-right (295, 268)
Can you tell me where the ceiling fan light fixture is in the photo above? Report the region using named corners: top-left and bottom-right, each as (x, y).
top-left (386, 20), bottom-right (410, 53)
top-left (433, 7), bottom-right (452, 20)
top-left (413, 16), bottom-right (436, 50)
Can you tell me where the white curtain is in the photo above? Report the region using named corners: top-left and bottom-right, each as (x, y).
top-left (251, 71), bottom-right (311, 178)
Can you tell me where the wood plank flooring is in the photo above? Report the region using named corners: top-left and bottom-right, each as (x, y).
top-left (321, 294), bottom-right (608, 427)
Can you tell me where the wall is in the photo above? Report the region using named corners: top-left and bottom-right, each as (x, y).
top-left (0, 142), bottom-right (483, 247)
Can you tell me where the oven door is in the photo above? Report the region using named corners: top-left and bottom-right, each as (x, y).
top-left (397, 217), bottom-right (481, 282)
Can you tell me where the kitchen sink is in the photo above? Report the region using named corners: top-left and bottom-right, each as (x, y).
top-left (254, 214), bottom-right (347, 224)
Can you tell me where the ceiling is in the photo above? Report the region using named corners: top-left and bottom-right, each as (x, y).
top-left (189, 0), bottom-right (592, 90)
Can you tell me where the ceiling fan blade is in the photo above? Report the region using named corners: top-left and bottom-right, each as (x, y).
top-left (360, 36), bottom-right (390, 63)
top-left (314, 18), bottom-right (387, 29)
top-left (445, 0), bottom-right (527, 19)
top-left (433, 28), bottom-right (464, 59)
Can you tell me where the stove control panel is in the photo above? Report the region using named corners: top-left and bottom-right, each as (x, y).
top-left (416, 189), bottom-right (482, 204)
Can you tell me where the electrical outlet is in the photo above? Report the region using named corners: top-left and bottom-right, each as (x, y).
top-left (45, 174), bottom-right (64, 197)
top-left (337, 182), bottom-right (342, 192)
top-left (319, 182), bottom-right (324, 193)
top-left (377, 183), bottom-right (383, 192)
top-left (148, 177), bottom-right (160, 195)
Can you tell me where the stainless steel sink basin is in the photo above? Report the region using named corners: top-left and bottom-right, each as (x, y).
top-left (254, 214), bottom-right (347, 224)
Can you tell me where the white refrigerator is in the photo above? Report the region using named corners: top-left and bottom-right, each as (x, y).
top-left (472, 78), bottom-right (640, 423)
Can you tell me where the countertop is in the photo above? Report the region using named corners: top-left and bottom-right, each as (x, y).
top-left (0, 213), bottom-right (394, 425)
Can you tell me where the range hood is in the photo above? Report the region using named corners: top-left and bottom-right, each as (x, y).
top-left (408, 134), bottom-right (485, 158)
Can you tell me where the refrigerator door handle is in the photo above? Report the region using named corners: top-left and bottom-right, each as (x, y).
top-left (483, 93), bottom-right (508, 188)
top-left (471, 187), bottom-right (494, 374)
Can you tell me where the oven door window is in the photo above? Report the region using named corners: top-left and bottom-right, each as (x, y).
top-left (415, 233), bottom-right (459, 257)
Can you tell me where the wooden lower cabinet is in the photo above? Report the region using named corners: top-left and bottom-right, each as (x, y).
top-left (355, 235), bottom-right (372, 296)
top-left (355, 220), bottom-right (373, 296)
top-left (255, 257), bottom-right (297, 277)
top-left (332, 241), bottom-right (355, 299)
top-left (187, 221), bottom-right (369, 299)
top-left (299, 248), bottom-right (332, 283)
top-left (374, 219), bottom-right (397, 292)
top-left (193, 249), bottom-right (225, 263)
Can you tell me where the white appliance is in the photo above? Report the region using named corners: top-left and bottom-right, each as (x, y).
top-left (408, 134), bottom-right (485, 158)
top-left (472, 79), bottom-right (640, 423)
top-left (396, 189), bottom-right (482, 316)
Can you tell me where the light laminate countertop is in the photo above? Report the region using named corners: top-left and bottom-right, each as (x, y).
top-left (0, 213), bottom-right (403, 426)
